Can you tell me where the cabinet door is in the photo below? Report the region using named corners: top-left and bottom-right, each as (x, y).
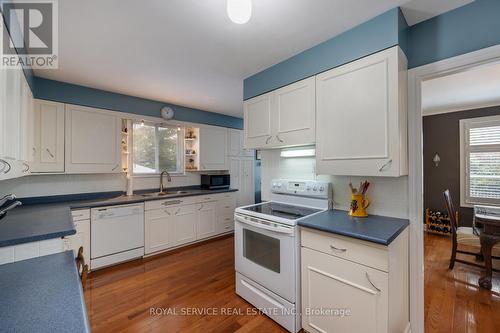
top-left (239, 158), bottom-right (255, 206)
top-left (301, 247), bottom-right (388, 333)
top-left (64, 219), bottom-right (90, 264)
top-left (65, 105), bottom-right (122, 173)
top-left (243, 92), bottom-right (273, 149)
top-left (196, 202), bottom-right (217, 240)
top-left (229, 157), bottom-right (241, 202)
top-left (228, 129), bottom-right (242, 156)
top-left (2, 67), bottom-right (21, 161)
top-left (172, 204), bottom-right (197, 246)
top-left (32, 100), bottom-right (65, 173)
top-left (199, 126), bottom-right (227, 170)
top-left (271, 77), bottom-right (315, 148)
top-left (19, 76), bottom-right (35, 173)
top-left (316, 46), bottom-right (407, 177)
top-left (145, 208), bottom-right (173, 254)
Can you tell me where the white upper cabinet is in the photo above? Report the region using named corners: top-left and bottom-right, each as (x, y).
top-left (32, 100), bottom-right (65, 173)
top-left (199, 126), bottom-right (228, 171)
top-left (271, 77), bottom-right (315, 148)
top-left (244, 77), bottom-right (315, 149)
top-left (228, 129), bottom-right (254, 157)
top-left (244, 92), bottom-right (273, 149)
top-left (19, 76), bottom-right (35, 164)
top-left (65, 105), bottom-right (122, 174)
top-left (315, 46), bottom-right (408, 177)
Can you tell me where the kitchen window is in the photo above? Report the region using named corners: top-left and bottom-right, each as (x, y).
top-left (460, 115), bottom-right (500, 206)
top-left (132, 122), bottom-right (183, 174)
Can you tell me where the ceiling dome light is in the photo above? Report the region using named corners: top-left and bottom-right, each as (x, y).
top-left (227, 0), bottom-right (252, 24)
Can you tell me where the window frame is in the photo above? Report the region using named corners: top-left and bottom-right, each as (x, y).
top-left (131, 120), bottom-right (185, 176)
top-left (460, 115), bottom-right (500, 207)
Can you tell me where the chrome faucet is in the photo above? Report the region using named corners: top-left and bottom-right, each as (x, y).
top-left (159, 170), bottom-right (172, 193)
top-left (0, 200), bottom-right (22, 221)
top-left (0, 194), bottom-right (16, 208)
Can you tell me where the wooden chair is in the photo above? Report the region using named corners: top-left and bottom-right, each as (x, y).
top-left (75, 246), bottom-right (89, 289)
top-left (443, 190), bottom-right (500, 270)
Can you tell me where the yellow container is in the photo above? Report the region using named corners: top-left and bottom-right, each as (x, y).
top-left (349, 194), bottom-right (370, 217)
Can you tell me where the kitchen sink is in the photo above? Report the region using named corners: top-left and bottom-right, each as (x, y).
top-left (140, 191), bottom-right (189, 197)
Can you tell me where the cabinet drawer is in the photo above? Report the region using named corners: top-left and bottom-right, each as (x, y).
top-left (301, 227), bottom-right (388, 272)
top-left (219, 216), bottom-right (234, 232)
top-left (71, 209), bottom-right (90, 221)
top-left (145, 208), bottom-right (172, 220)
top-left (196, 195), bottom-right (218, 203)
top-left (145, 197), bottom-right (195, 211)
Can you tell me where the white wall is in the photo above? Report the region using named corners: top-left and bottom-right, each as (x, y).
top-left (260, 150), bottom-right (408, 219)
top-left (0, 173), bottom-right (201, 198)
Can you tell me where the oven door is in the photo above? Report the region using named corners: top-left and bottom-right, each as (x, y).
top-left (234, 213), bottom-right (296, 302)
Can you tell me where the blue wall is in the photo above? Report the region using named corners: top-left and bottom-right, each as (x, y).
top-left (34, 77), bottom-right (243, 129)
top-left (407, 0), bottom-right (500, 68)
top-left (243, 8), bottom-right (402, 100)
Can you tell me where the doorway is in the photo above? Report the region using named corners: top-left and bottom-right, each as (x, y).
top-left (408, 45), bottom-right (500, 333)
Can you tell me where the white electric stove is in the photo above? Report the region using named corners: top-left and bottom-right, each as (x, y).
top-left (234, 179), bottom-right (332, 333)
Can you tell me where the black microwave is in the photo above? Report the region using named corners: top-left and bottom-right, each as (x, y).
top-left (201, 174), bottom-right (230, 190)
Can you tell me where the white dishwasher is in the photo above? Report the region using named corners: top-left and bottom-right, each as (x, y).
top-left (91, 203), bottom-right (144, 269)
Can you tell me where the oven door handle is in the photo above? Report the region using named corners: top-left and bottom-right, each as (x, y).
top-left (235, 214), bottom-right (294, 235)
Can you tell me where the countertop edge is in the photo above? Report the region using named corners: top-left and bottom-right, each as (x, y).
top-left (0, 229), bottom-right (76, 248)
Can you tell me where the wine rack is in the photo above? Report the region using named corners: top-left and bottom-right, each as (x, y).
top-left (425, 208), bottom-right (455, 236)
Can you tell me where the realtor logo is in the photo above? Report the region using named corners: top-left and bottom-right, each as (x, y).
top-left (1, 0), bottom-right (58, 68)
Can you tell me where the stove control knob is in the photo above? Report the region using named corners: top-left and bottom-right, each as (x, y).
top-left (272, 183), bottom-right (277, 188)
top-left (313, 186), bottom-right (318, 192)
top-left (306, 186), bottom-right (311, 191)
top-left (319, 186), bottom-right (325, 192)
top-left (277, 183), bottom-right (282, 188)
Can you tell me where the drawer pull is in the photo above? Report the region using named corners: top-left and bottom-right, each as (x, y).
top-left (330, 244), bottom-right (347, 253)
top-left (225, 218), bottom-right (231, 221)
top-left (365, 272), bottom-right (381, 293)
top-left (162, 200), bottom-right (182, 206)
top-left (164, 210), bottom-right (171, 215)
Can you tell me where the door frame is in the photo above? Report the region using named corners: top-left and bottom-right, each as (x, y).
top-left (407, 43), bottom-right (500, 333)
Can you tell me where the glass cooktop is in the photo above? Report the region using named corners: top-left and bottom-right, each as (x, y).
top-left (241, 202), bottom-right (321, 220)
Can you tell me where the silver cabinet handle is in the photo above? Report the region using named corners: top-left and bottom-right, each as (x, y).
top-left (161, 200), bottom-right (182, 206)
top-left (276, 134), bottom-right (284, 143)
top-left (379, 159), bottom-right (392, 172)
top-left (174, 208), bottom-right (180, 215)
top-left (164, 210), bottom-right (171, 216)
top-left (22, 162), bottom-right (30, 172)
top-left (330, 244), bottom-right (347, 253)
top-left (365, 272), bottom-right (381, 293)
top-left (46, 148), bottom-right (55, 158)
top-left (198, 204), bottom-right (204, 211)
top-left (112, 164), bottom-right (119, 171)
top-left (0, 159), bottom-right (11, 174)
top-left (32, 147), bottom-right (36, 156)
top-left (265, 136), bottom-right (273, 144)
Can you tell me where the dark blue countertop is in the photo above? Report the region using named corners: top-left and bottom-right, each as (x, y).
top-left (0, 251), bottom-right (90, 333)
top-left (298, 209), bottom-right (409, 245)
top-left (0, 187), bottom-right (238, 248)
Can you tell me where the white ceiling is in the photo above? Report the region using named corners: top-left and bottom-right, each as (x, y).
top-left (422, 62), bottom-right (500, 116)
top-left (35, 0), bottom-right (471, 117)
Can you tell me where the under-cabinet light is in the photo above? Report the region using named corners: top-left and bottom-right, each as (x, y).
top-left (280, 148), bottom-right (316, 158)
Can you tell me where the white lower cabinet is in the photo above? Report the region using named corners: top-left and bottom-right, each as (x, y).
top-left (196, 201), bottom-right (217, 240)
top-left (145, 193), bottom-right (236, 255)
top-left (301, 228), bottom-right (409, 333)
top-left (145, 208), bottom-right (173, 254)
top-left (0, 238), bottom-right (65, 265)
top-left (63, 209), bottom-right (91, 268)
top-left (171, 204), bottom-right (197, 246)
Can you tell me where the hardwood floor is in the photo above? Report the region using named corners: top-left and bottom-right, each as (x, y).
top-left (84, 235), bottom-right (287, 333)
top-left (425, 232), bottom-right (500, 333)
